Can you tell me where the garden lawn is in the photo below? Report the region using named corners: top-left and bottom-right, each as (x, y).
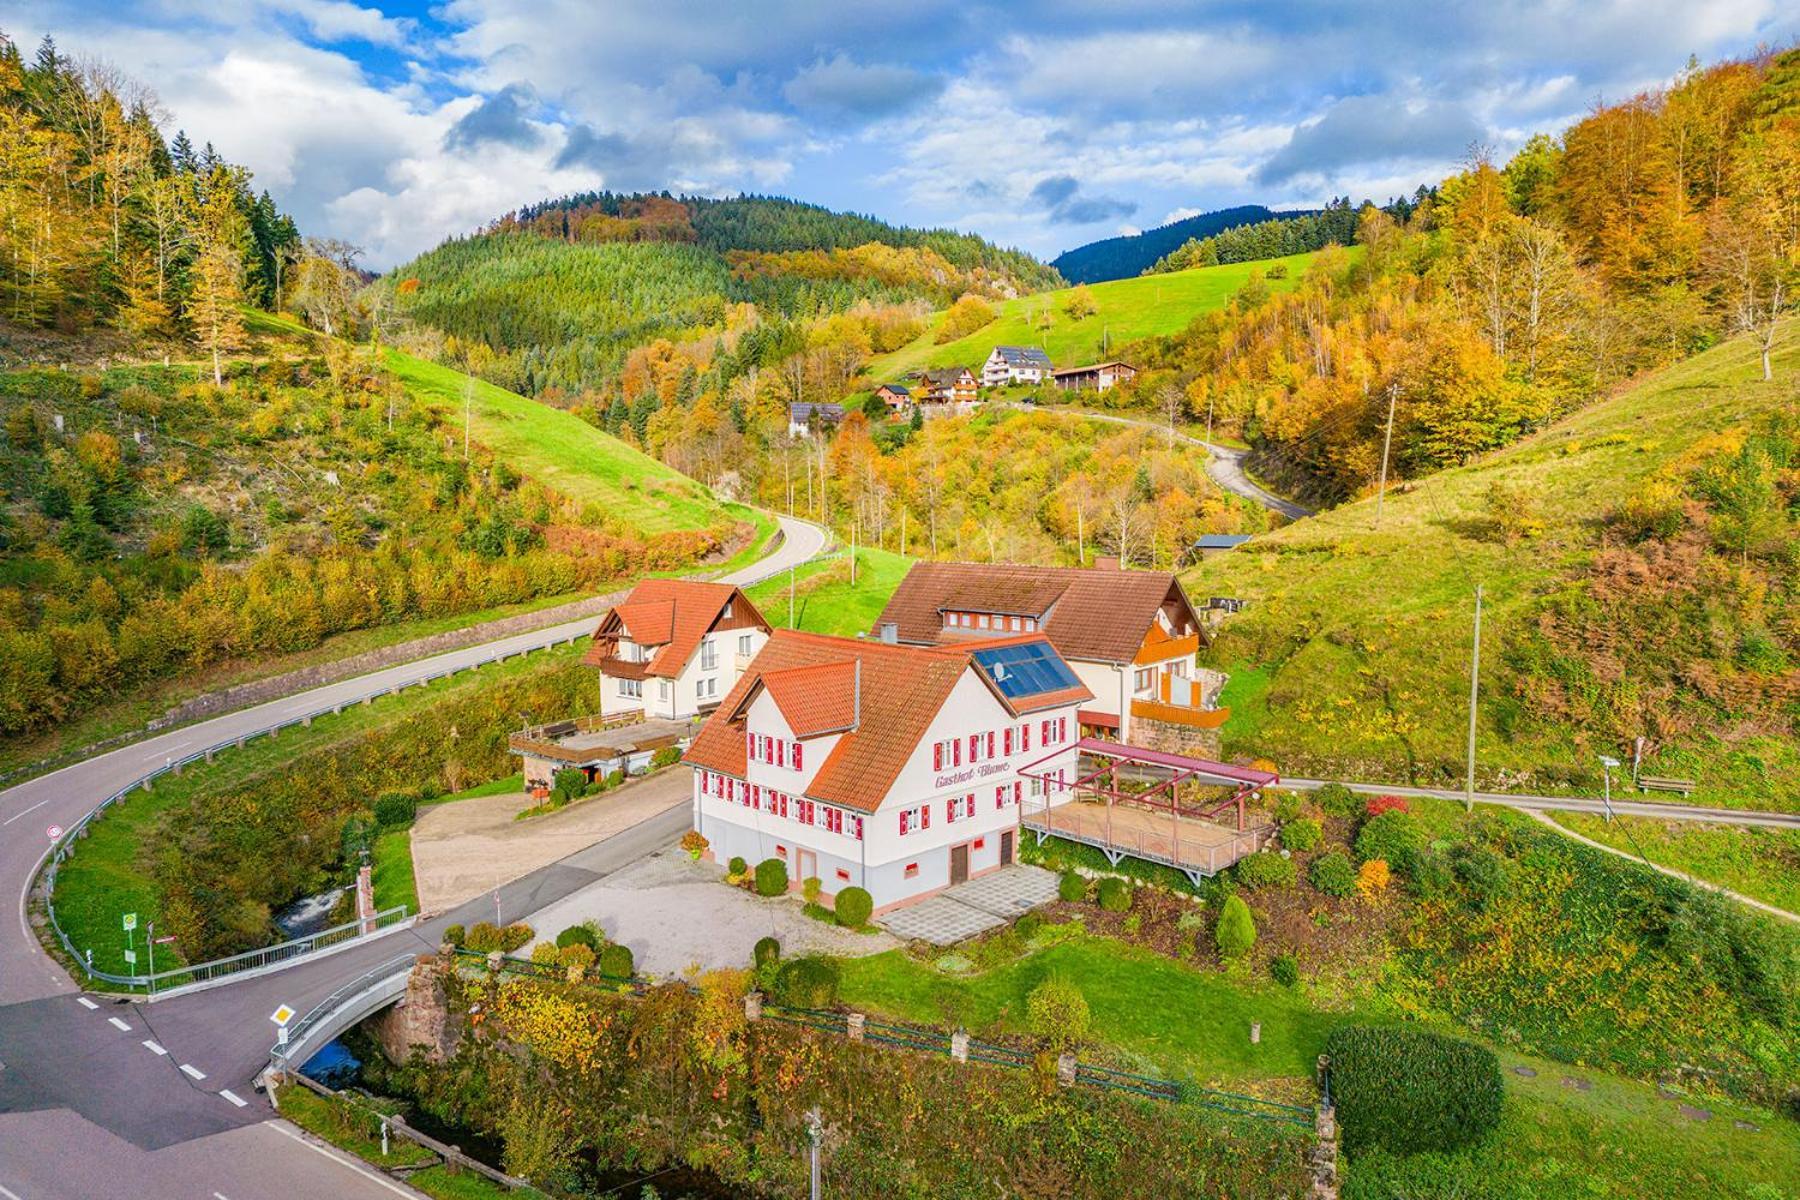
top-left (744, 546), bottom-right (912, 636)
top-left (865, 251), bottom-right (1336, 379)
top-left (384, 349), bottom-right (732, 534)
top-left (1548, 813), bottom-right (1800, 915)
top-left (837, 934), bottom-right (1341, 1084)
top-left (370, 827), bottom-right (418, 915)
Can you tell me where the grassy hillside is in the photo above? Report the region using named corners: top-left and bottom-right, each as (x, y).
top-left (1189, 322), bottom-right (1800, 808)
top-left (864, 250), bottom-right (1331, 380)
top-left (743, 546), bottom-right (913, 635)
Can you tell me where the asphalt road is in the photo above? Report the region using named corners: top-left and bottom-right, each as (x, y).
top-left (1282, 777), bottom-right (1800, 829)
top-left (0, 514), bottom-right (822, 1200)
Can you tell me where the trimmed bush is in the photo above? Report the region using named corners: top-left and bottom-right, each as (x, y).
top-left (753, 936), bottom-right (781, 969)
top-left (1356, 811), bottom-right (1425, 876)
top-left (1314, 782), bottom-right (1360, 818)
top-left (604, 769), bottom-right (625, 789)
top-left (1025, 974), bottom-right (1090, 1052)
top-left (559, 942), bottom-right (596, 975)
top-left (498, 923), bottom-right (535, 953)
top-left (443, 923), bottom-right (465, 947)
top-left (464, 921), bottom-right (502, 952)
top-left (1234, 852), bottom-right (1297, 890)
top-left (1309, 850), bottom-right (1357, 897)
top-left (834, 886), bottom-right (873, 929)
top-left (553, 768), bottom-right (588, 798)
top-left (727, 856), bottom-right (748, 877)
top-left (754, 857), bottom-right (789, 897)
top-left (530, 941), bottom-right (560, 965)
top-left (555, 923), bottom-right (599, 950)
top-left (1097, 877), bottom-right (1132, 912)
top-left (1325, 1025), bottom-right (1503, 1156)
top-left (1281, 818), bottom-right (1321, 852)
top-left (802, 876), bottom-right (822, 904)
top-left (598, 942), bottom-right (634, 978)
top-left (1270, 953), bottom-right (1299, 987)
top-left (1058, 871), bottom-right (1087, 903)
top-left (772, 955), bottom-right (840, 1008)
top-left (373, 791), bottom-right (418, 828)
top-left (1215, 894), bottom-right (1257, 958)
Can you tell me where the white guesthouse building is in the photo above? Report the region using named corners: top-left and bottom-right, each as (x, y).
top-left (585, 579), bottom-right (773, 721)
top-left (685, 629), bottom-right (1090, 913)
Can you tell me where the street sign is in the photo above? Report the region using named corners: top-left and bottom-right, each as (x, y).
top-left (153, 935), bottom-right (176, 945)
top-left (46, 824), bottom-right (62, 840)
top-left (122, 913), bottom-right (137, 932)
top-left (123, 949), bottom-right (136, 965)
top-left (270, 1004), bottom-right (295, 1026)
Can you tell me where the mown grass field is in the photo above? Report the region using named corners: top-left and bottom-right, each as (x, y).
top-left (864, 250), bottom-right (1333, 380)
top-left (743, 546), bottom-right (914, 635)
top-left (1188, 322), bottom-right (1800, 808)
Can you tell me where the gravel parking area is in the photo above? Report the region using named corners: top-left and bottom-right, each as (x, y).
top-left (522, 852), bottom-right (898, 977)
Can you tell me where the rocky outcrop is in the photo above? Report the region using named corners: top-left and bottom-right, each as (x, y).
top-left (366, 955), bottom-right (461, 1065)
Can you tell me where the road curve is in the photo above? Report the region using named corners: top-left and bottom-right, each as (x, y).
top-left (0, 512), bottom-right (824, 1200)
top-left (1281, 776), bottom-right (1800, 829)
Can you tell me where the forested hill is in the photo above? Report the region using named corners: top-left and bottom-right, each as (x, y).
top-left (1051, 205), bottom-right (1284, 283)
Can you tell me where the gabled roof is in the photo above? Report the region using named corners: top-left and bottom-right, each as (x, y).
top-left (874, 561), bottom-right (1209, 664)
top-left (585, 579), bottom-right (769, 678)
top-left (988, 345), bottom-right (1053, 368)
top-left (875, 383), bottom-right (911, 397)
top-left (790, 402), bottom-right (845, 421)
top-left (921, 366), bottom-right (975, 386)
top-left (685, 630), bottom-right (1089, 813)
top-left (1052, 360), bottom-right (1136, 378)
top-left (1193, 533), bottom-right (1252, 549)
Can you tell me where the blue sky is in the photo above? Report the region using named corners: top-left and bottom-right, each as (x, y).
top-left (12, 0), bottom-right (1795, 268)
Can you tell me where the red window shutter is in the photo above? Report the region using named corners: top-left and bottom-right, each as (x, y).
top-left (1014, 781), bottom-right (1022, 804)
top-left (953, 739), bottom-right (961, 767)
top-left (934, 742), bottom-right (943, 770)
top-left (922, 805), bottom-right (931, 829)
top-left (900, 810), bottom-right (910, 835)
top-left (1004, 728), bottom-right (1013, 755)
top-left (853, 815), bottom-right (864, 840)
top-left (746, 731), bottom-right (755, 761)
top-left (986, 732), bottom-right (995, 758)
top-left (794, 742), bottom-right (803, 771)
top-left (1023, 724), bottom-right (1031, 750)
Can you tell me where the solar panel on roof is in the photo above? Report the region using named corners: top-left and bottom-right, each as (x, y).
top-left (972, 642), bottom-right (1081, 700)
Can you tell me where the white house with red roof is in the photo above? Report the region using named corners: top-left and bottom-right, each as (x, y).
top-left (684, 629), bottom-right (1091, 912)
top-left (585, 579), bottom-right (773, 721)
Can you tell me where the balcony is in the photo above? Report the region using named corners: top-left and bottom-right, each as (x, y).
top-left (1130, 673), bottom-right (1229, 730)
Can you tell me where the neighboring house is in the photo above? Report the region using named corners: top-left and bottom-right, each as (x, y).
top-left (918, 367), bottom-right (978, 407)
top-left (788, 402), bottom-right (845, 437)
top-left (1051, 361), bottom-right (1137, 392)
top-left (874, 384), bottom-right (914, 414)
top-left (981, 345), bottom-right (1053, 388)
top-left (1192, 533), bottom-right (1252, 557)
top-left (685, 629), bottom-right (1090, 912)
top-left (585, 579), bottom-right (773, 721)
top-left (872, 559), bottom-right (1228, 754)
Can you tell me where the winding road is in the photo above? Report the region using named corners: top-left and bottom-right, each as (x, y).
top-left (0, 514), bottom-right (825, 1200)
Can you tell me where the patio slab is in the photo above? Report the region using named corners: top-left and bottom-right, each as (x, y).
top-left (875, 865), bottom-right (1059, 946)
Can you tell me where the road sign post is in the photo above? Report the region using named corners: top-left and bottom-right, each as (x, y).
top-left (271, 1004), bottom-right (296, 1051)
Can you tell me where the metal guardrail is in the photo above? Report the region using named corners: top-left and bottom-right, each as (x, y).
top-left (36, 628), bottom-right (591, 990)
top-left (270, 952), bottom-right (420, 1069)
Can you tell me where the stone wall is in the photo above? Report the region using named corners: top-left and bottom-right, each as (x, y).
top-left (366, 955), bottom-right (462, 1065)
top-left (1131, 715), bottom-right (1222, 759)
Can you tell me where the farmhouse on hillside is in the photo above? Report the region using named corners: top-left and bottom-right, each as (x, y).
top-left (1052, 360), bottom-right (1137, 392)
top-left (917, 366), bottom-right (979, 409)
top-left (685, 630), bottom-right (1089, 911)
top-left (788, 401), bottom-right (845, 437)
top-left (981, 345), bottom-right (1053, 387)
top-left (872, 560), bottom-right (1228, 754)
top-left (585, 579), bottom-right (772, 721)
top-left (874, 383), bottom-right (914, 414)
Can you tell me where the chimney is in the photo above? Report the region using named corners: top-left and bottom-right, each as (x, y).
top-left (852, 659), bottom-right (862, 728)
top-left (878, 621), bottom-right (898, 644)
top-left (1094, 555), bottom-right (1121, 571)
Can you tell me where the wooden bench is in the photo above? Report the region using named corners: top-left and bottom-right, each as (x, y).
top-left (1637, 776), bottom-right (1696, 796)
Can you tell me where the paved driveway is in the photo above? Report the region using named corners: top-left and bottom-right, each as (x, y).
top-left (876, 866), bottom-right (1060, 946)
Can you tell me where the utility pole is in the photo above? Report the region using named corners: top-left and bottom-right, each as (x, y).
top-left (1465, 583), bottom-right (1483, 814)
top-left (851, 520), bottom-right (858, 586)
top-left (1376, 384), bottom-right (1397, 527)
top-left (788, 564), bottom-right (797, 629)
top-left (806, 1108), bottom-right (823, 1200)
top-left (1205, 389), bottom-right (1215, 451)
top-left (463, 376), bottom-right (472, 461)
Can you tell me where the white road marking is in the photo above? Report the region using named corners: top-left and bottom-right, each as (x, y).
top-left (268, 1123), bottom-right (419, 1198)
top-left (214, 1193), bottom-right (231, 1200)
top-left (219, 1089), bottom-right (248, 1108)
top-left (179, 1063), bottom-right (206, 1080)
top-left (0, 1181), bottom-right (24, 1200)
top-left (0, 798), bottom-right (49, 825)
top-left (142, 1039), bottom-right (167, 1055)
top-left (107, 1016), bottom-right (132, 1031)
top-left (76, 997), bottom-right (98, 1010)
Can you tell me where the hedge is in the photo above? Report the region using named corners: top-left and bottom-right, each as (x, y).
top-left (1234, 852), bottom-right (1297, 890)
top-left (1325, 1024), bottom-right (1503, 1156)
top-left (773, 955), bottom-right (840, 1008)
top-left (834, 886), bottom-right (873, 928)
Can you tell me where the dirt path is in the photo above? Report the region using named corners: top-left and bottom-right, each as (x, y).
top-left (411, 768), bottom-right (693, 912)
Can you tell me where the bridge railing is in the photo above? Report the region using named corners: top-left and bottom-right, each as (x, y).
top-left (269, 952), bottom-right (421, 1070)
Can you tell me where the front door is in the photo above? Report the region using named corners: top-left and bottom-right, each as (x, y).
top-left (796, 849), bottom-right (818, 887)
top-left (1000, 830), bottom-right (1015, 867)
top-left (949, 843), bottom-right (970, 885)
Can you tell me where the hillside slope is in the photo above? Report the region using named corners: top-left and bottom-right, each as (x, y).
top-left (864, 250), bottom-right (1329, 380)
top-left (1187, 322), bottom-right (1800, 808)
top-left (1051, 204), bottom-right (1282, 283)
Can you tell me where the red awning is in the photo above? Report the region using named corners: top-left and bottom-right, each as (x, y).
top-left (1077, 708), bottom-right (1121, 730)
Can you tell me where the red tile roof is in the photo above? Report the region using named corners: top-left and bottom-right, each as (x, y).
top-left (874, 561), bottom-right (1208, 664)
top-left (686, 629), bottom-right (1090, 813)
top-left (584, 579), bottom-right (770, 677)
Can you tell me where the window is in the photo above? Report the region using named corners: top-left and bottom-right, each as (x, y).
top-left (995, 785), bottom-right (1007, 809)
top-left (904, 862), bottom-right (919, 879)
top-left (851, 815), bottom-right (864, 841)
top-left (739, 634), bottom-right (753, 656)
top-left (620, 678), bottom-right (642, 699)
top-left (797, 799), bottom-right (815, 826)
top-left (824, 807), bottom-right (844, 835)
top-left (946, 795), bottom-right (975, 823)
top-left (700, 641), bottom-right (718, 671)
top-left (836, 868), bottom-right (851, 882)
top-left (659, 679), bottom-right (672, 702)
top-left (899, 807), bottom-right (916, 835)
top-left (1135, 667), bottom-right (1154, 692)
top-left (699, 677), bottom-right (717, 699)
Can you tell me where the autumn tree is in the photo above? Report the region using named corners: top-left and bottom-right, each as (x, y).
top-left (188, 168), bottom-right (250, 384)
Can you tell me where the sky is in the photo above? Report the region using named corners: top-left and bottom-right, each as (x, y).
top-left (11, 1), bottom-right (1795, 270)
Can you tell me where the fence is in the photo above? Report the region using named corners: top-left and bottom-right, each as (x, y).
top-left (36, 628), bottom-right (589, 993)
top-left (269, 952), bottom-right (422, 1070)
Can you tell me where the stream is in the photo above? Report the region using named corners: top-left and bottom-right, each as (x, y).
top-left (272, 886), bottom-right (346, 939)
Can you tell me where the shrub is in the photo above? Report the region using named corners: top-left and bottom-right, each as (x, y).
top-left (834, 886), bottom-right (873, 929)
top-left (555, 923), bottom-right (599, 950)
top-left (1411, 849), bottom-right (1455, 900)
top-left (753, 936), bottom-right (781, 969)
top-left (754, 858), bottom-right (789, 897)
top-left (1356, 811), bottom-right (1424, 875)
top-left (553, 768), bottom-right (588, 798)
top-left (650, 745), bottom-right (683, 769)
top-left (727, 856), bottom-right (748, 877)
top-left (373, 791), bottom-right (418, 828)
top-left (1325, 1025), bottom-right (1503, 1156)
top-left (1058, 871), bottom-right (1088, 903)
top-left (772, 956), bottom-right (840, 1008)
top-left (464, 921), bottom-right (502, 952)
top-left (605, 769), bottom-right (625, 789)
top-left (1025, 974), bottom-right (1090, 1052)
top-left (1015, 912), bottom-right (1044, 941)
top-left (499, 923), bottom-right (535, 953)
top-left (1215, 894), bottom-right (1257, 959)
top-left (1097, 878), bottom-right (1132, 912)
top-left (530, 941), bottom-right (560, 965)
top-left (1314, 782), bottom-right (1359, 818)
top-left (1309, 850), bottom-right (1357, 897)
top-left (802, 876), bottom-right (822, 904)
top-left (1365, 794), bottom-right (1410, 818)
top-left (1449, 843), bottom-right (1509, 909)
top-left (559, 942), bottom-right (596, 976)
top-left (680, 829), bottom-right (709, 861)
top-left (1270, 953), bottom-right (1299, 987)
top-left (598, 942), bottom-right (635, 978)
top-left (443, 923), bottom-right (465, 947)
top-left (1356, 859), bottom-right (1392, 898)
top-left (1282, 817), bottom-right (1322, 852)
top-left (1235, 852), bottom-right (1297, 890)
top-left (1272, 791), bottom-right (1305, 823)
